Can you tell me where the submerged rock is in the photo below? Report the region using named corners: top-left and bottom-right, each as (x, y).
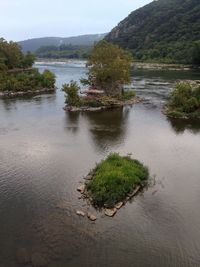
top-left (31, 252), bottom-right (48, 267)
top-left (105, 208), bottom-right (117, 217)
top-left (87, 212), bottom-right (97, 221)
top-left (16, 248), bottom-right (31, 264)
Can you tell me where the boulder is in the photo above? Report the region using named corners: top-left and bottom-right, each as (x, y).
top-left (115, 202), bottom-right (123, 209)
top-left (105, 208), bottom-right (117, 217)
top-left (77, 184), bottom-right (86, 194)
top-left (76, 210), bottom-right (85, 217)
top-left (87, 212), bottom-right (97, 221)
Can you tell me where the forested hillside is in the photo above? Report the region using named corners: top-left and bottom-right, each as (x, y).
top-left (106, 0), bottom-right (200, 64)
top-left (18, 34), bottom-right (106, 53)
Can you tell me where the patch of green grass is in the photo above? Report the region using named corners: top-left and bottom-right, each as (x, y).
top-left (86, 153), bottom-right (149, 208)
top-left (120, 90), bottom-right (136, 101)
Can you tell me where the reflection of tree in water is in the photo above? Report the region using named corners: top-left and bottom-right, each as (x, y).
top-left (168, 117), bottom-right (200, 134)
top-left (0, 93), bottom-right (56, 112)
top-left (83, 107), bottom-right (130, 151)
top-left (64, 112), bottom-right (80, 134)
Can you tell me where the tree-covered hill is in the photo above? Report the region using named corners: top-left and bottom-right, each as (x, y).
top-left (18, 34), bottom-right (106, 53)
top-left (105, 0), bottom-right (200, 64)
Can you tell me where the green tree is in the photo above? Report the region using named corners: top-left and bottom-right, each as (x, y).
top-left (22, 51), bottom-right (36, 68)
top-left (81, 40), bottom-right (132, 96)
top-left (42, 70), bottom-right (56, 88)
top-left (62, 80), bottom-right (81, 106)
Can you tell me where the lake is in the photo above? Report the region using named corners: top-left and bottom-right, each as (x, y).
top-left (0, 61), bottom-right (200, 267)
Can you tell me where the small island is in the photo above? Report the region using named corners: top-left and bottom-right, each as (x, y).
top-left (62, 41), bottom-right (141, 111)
top-left (0, 38), bottom-right (56, 97)
top-left (165, 81), bottom-right (200, 119)
top-left (78, 153), bottom-right (149, 217)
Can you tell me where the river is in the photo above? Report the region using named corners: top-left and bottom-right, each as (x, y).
top-left (0, 61), bottom-right (200, 267)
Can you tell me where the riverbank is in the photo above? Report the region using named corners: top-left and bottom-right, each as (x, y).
top-left (0, 87), bottom-right (56, 98)
top-left (133, 62), bottom-right (198, 71)
top-left (36, 58), bottom-right (200, 71)
top-left (64, 96), bottom-right (142, 112)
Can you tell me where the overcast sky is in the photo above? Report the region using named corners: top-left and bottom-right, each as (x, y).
top-left (0, 0), bottom-right (152, 41)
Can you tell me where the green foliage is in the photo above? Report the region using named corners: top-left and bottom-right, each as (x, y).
top-left (167, 82), bottom-right (200, 117)
top-left (0, 69), bottom-right (55, 92)
top-left (62, 80), bottom-right (81, 106)
top-left (36, 44), bottom-right (91, 59)
top-left (42, 70), bottom-right (56, 88)
top-left (86, 153), bottom-right (149, 208)
top-left (0, 38), bottom-right (35, 70)
top-left (82, 40), bottom-right (133, 96)
top-left (106, 0), bottom-right (200, 64)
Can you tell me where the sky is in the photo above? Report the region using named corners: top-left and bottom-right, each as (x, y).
top-left (0, 0), bottom-right (152, 41)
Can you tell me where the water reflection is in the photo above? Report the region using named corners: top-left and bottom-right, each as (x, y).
top-left (168, 117), bottom-right (200, 134)
top-left (64, 112), bottom-right (80, 134)
top-left (84, 107), bottom-right (130, 152)
top-left (0, 93), bottom-right (56, 112)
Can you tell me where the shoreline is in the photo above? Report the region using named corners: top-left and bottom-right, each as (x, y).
top-left (0, 87), bottom-right (56, 98)
top-left (36, 58), bottom-right (200, 71)
top-left (63, 96), bottom-right (142, 112)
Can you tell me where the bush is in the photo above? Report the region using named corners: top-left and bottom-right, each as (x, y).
top-left (167, 82), bottom-right (200, 117)
top-left (62, 80), bottom-right (81, 106)
top-left (0, 69), bottom-right (56, 92)
top-left (86, 153), bottom-right (149, 208)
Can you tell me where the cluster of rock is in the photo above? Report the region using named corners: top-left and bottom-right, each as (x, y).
top-left (0, 87), bottom-right (55, 98)
top-left (76, 174), bottom-right (141, 220)
top-left (64, 96), bottom-right (142, 112)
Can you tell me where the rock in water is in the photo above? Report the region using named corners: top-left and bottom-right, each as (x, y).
top-left (76, 210), bottom-right (85, 217)
top-left (16, 248), bottom-right (31, 264)
top-left (77, 184), bottom-right (86, 194)
top-left (105, 208), bottom-right (117, 217)
top-left (115, 202), bottom-right (123, 209)
top-left (31, 252), bottom-right (48, 267)
top-left (87, 212), bottom-right (97, 221)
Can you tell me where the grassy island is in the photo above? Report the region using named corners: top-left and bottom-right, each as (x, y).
top-left (0, 38), bottom-right (56, 96)
top-left (166, 81), bottom-right (200, 119)
top-left (85, 153), bottom-right (149, 208)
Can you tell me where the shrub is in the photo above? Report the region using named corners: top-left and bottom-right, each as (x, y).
top-left (62, 80), bottom-right (81, 106)
top-left (167, 82), bottom-right (200, 117)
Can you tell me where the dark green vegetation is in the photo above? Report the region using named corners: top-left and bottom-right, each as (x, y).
top-left (106, 0), bottom-right (200, 64)
top-left (18, 34), bottom-right (106, 53)
top-left (0, 38), bottom-right (55, 93)
top-left (166, 82), bottom-right (200, 118)
top-left (62, 42), bottom-right (135, 109)
top-left (86, 153), bottom-right (149, 208)
top-left (0, 38), bottom-right (35, 70)
top-left (36, 44), bottom-right (91, 59)
top-left (0, 69), bottom-right (55, 92)
top-left (62, 81), bottom-right (81, 106)
top-left (62, 80), bottom-right (135, 108)
top-left (81, 40), bottom-right (133, 95)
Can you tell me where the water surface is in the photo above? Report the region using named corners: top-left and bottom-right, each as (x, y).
top-left (0, 61), bottom-right (200, 267)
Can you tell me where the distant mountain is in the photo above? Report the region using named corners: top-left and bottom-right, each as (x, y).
top-left (18, 33), bottom-right (106, 53)
top-left (105, 0), bottom-right (200, 63)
